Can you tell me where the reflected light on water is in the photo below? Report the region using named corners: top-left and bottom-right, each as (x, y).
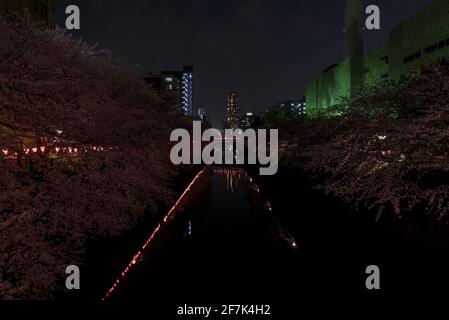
top-left (213, 168), bottom-right (244, 193)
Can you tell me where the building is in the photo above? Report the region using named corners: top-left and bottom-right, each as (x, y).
top-left (305, 0), bottom-right (449, 115)
top-left (240, 112), bottom-right (256, 130)
top-left (225, 92), bottom-right (240, 129)
top-left (0, 0), bottom-right (55, 28)
top-left (145, 66), bottom-right (194, 115)
top-left (266, 100), bottom-right (306, 115)
top-left (180, 66), bottom-right (194, 116)
top-left (144, 73), bottom-right (182, 111)
top-left (196, 107), bottom-right (210, 124)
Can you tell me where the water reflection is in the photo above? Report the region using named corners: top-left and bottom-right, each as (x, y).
top-left (105, 166), bottom-right (299, 301)
top-left (213, 166), bottom-right (298, 250)
top-left (184, 219), bottom-right (192, 239)
top-left (213, 167), bottom-right (244, 194)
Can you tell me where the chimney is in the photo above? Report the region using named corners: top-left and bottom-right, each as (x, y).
top-left (343, 0), bottom-right (364, 59)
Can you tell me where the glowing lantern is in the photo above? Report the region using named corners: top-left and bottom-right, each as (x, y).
top-left (2, 149), bottom-right (8, 155)
top-left (40, 146), bottom-right (46, 153)
top-left (55, 147), bottom-right (60, 153)
top-left (32, 147), bottom-right (38, 153)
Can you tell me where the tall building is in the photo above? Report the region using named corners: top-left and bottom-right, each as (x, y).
top-left (225, 92), bottom-right (240, 129)
top-left (0, 0), bottom-right (55, 28)
top-left (145, 66), bottom-right (194, 115)
top-left (306, 0), bottom-right (449, 115)
top-left (181, 66), bottom-right (194, 116)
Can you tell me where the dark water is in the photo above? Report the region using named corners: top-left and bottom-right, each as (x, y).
top-left (106, 167), bottom-right (301, 306)
top-left (103, 166), bottom-right (449, 310)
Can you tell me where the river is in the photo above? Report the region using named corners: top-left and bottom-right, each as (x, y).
top-left (104, 167), bottom-right (303, 306)
top-left (101, 165), bottom-right (449, 309)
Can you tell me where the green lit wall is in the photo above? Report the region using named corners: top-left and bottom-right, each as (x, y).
top-left (363, 44), bottom-right (389, 85)
top-left (388, 0), bottom-right (449, 81)
top-left (306, 0), bottom-right (449, 115)
top-left (306, 57), bottom-right (362, 116)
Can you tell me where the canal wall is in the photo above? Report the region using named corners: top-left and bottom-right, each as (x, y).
top-left (61, 165), bottom-right (204, 302)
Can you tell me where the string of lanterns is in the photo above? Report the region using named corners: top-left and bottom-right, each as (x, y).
top-left (1, 145), bottom-right (108, 160)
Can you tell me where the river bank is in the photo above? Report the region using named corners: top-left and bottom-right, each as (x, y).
top-left (58, 165), bottom-right (203, 302)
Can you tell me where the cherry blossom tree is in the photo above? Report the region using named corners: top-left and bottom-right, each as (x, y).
top-left (0, 13), bottom-right (192, 299)
top-left (277, 61), bottom-right (449, 223)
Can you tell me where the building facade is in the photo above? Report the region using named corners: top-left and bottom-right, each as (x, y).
top-left (225, 92), bottom-right (240, 129)
top-left (0, 0), bottom-right (55, 28)
top-left (306, 0), bottom-right (449, 115)
top-left (145, 66), bottom-right (194, 115)
top-left (144, 74), bottom-right (182, 111)
top-left (180, 66), bottom-right (194, 116)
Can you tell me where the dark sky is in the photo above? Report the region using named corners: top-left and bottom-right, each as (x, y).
top-left (55, 0), bottom-right (433, 127)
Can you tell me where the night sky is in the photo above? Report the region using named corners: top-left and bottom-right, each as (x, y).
top-left (55, 0), bottom-right (433, 127)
